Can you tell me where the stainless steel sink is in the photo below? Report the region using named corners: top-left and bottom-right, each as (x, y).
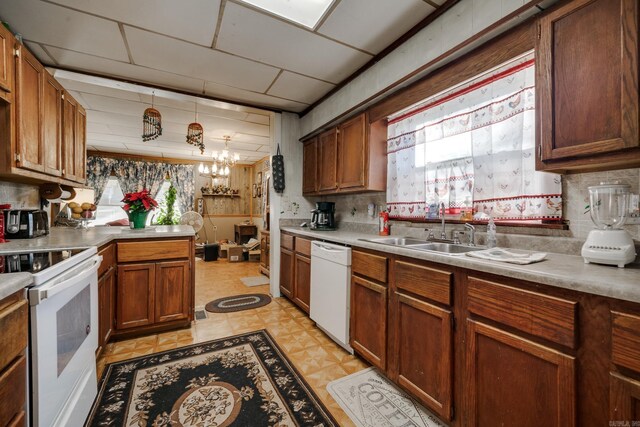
top-left (407, 242), bottom-right (484, 254)
top-left (360, 237), bottom-right (428, 246)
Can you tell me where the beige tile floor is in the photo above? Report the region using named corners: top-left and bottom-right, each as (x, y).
top-left (97, 257), bottom-right (368, 426)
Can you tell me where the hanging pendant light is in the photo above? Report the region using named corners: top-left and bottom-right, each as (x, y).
top-left (186, 101), bottom-right (205, 154)
top-left (142, 91), bottom-right (162, 141)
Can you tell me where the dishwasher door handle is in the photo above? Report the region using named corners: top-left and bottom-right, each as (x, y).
top-left (315, 244), bottom-right (347, 253)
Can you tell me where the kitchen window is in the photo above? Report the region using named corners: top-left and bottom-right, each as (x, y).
top-left (386, 53), bottom-right (563, 224)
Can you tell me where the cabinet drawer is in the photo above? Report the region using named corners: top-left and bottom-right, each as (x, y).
top-left (0, 355), bottom-right (26, 427)
top-left (612, 311), bottom-right (640, 372)
top-left (0, 299), bottom-right (27, 373)
top-left (395, 260), bottom-right (451, 306)
top-left (117, 239), bottom-right (190, 263)
top-left (352, 250), bottom-right (387, 283)
top-left (295, 237), bottom-right (312, 257)
top-left (468, 276), bottom-right (577, 348)
top-left (281, 233), bottom-right (294, 250)
top-left (98, 243), bottom-right (115, 278)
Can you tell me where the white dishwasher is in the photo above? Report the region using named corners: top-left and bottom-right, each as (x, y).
top-left (310, 241), bottom-right (353, 353)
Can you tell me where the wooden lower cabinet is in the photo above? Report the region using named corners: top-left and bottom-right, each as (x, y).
top-left (0, 291), bottom-right (27, 427)
top-left (279, 247), bottom-right (294, 298)
top-left (393, 292), bottom-right (453, 421)
top-left (350, 275), bottom-right (387, 370)
top-left (98, 266), bottom-right (115, 350)
top-left (260, 230), bottom-right (270, 277)
top-left (154, 260), bottom-right (190, 323)
top-left (293, 254), bottom-right (311, 313)
top-left (610, 372), bottom-right (640, 422)
top-left (465, 319), bottom-right (576, 427)
top-left (117, 263), bottom-right (155, 330)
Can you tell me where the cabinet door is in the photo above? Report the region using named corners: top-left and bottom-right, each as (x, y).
top-left (536, 0), bottom-right (639, 171)
top-left (98, 267), bottom-right (115, 349)
top-left (293, 254), bottom-right (311, 313)
top-left (611, 372), bottom-right (640, 423)
top-left (116, 263), bottom-right (155, 329)
top-left (317, 128), bottom-right (338, 192)
top-left (338, 113), bottom-right (366, 190)
top-left (302, 138), bottom-right (318, 194)
top-left (75, 104), bottom-right (86, 183)
top-left (260, 236), bottom-right (267, 268)
top-left (279, 247), bottom-right (294, 298)
top-left (155, 260), bottom-right (190, 323)
top-left (394, 292), bottom-right (453, 421)
top-left (350, 275), bottom-right (387, 370)
top-left (466, 319), bottom-right (575, 427)
top-left (62, 92), bottom-right (79, 182)
top-left (0, 25), bottom-right (13, 92)
top-left (42, 73), bottom-right (62, 177)
top-left (15, 45), bottom-right (44, 173)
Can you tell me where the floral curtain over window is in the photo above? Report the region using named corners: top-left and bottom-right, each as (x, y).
top-left (87, 156), bottom-right (195, 212)
top-left (386, 55), bottom-right (562, 222)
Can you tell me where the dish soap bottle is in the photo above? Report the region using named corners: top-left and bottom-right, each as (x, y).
top-left (487, 214), bottom-right (497, 248)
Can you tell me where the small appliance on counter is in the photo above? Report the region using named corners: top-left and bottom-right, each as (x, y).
top-left (3, 209), bottom-right (49, 239)
top-left (310, 202), bottom-right (336, 230)
top-left (581, 182), bottom-right (637, 268)
top-left (0, 204), bottom-right (11, 243)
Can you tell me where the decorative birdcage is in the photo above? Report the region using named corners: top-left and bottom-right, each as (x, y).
top-left (186, 122), bottom-right (205, 154)
top-left (142, 92), bottom-right (162, 141)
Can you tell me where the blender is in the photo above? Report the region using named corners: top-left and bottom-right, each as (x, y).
top-left (581, 182), bottom-right (636, 267)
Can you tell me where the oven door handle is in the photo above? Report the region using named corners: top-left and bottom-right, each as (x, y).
top-left (29, 255), bottom-right (102, 305)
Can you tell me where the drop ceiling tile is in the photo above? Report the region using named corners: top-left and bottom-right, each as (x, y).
top-left (49, 0), bottom-right (221, 46)
top-left (124, 26), bottom-right (279, 93)
top-left (204, 81), bottom-right (307, 112)
top-left (318, 0), bottom-right (435, 53)
top-left (216, 2), bottom-right (372, 83)
top-left (0, 0), bottom-right (128, 61)
top-left (245, 113), bottom-right (270, 126)
top-left (55, 78), bottom-right (144, 102)
top-left (267, 71), bottom-right (335, 104)
top-left (45, 46), bottom-right (206, 93)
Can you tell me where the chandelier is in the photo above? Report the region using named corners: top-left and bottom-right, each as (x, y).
top-left (212, 136), bottom-right (240, 175)
top-left (142, 91), bottom-right (162, 141)
top-left (186, 101), bottom-right (205, 154)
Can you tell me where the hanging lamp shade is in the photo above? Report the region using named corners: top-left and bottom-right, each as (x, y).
top-left (186, 122), bottom-right (205, 154)
top-left (142, 107), bottom-right (162, 141)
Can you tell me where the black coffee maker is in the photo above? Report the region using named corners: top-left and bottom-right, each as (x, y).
top-left (310, 202), bottom-right (336, 230)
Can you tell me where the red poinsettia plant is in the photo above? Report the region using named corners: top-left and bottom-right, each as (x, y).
top-left (121, 189), bottom-right (158, 213)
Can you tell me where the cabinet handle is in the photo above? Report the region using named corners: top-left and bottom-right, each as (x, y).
top-left (62, 168), bottom-right (65, 175)
top-left (14, 48), bottom-right (20, 58)
top-left (61, 93), bottom-right (65, 100)
top-left (14, 153), bottom-right (20, 163)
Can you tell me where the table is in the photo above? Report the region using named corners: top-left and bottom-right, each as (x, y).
top-left (234, 224), bottom-right (257, 244)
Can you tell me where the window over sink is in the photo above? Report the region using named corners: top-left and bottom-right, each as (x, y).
top-left (386, 53), bottom-right (563, 224)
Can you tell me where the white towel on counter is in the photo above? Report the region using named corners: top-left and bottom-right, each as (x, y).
top-left (465, 248), bottom-right (547, 264)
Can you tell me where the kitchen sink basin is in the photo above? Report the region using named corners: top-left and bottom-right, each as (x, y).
top-left (407, 242), bottom-right (484, 254)
top-left (360, 237), bottom-right (428, 246)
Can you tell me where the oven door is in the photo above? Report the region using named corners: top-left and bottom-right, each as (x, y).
top-left (29, 254), bottom-right (101, 427)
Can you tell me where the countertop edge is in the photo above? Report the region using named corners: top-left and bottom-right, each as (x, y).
top-left (0, 273), bottom-right (32, 300)
top-left (280, 227), bottom-right (640, 304)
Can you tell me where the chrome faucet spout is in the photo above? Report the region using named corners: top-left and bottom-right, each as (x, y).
top-left (440, 202), bottom-right (446, 239)
top-left (464, 223), bottom-right (476, 246)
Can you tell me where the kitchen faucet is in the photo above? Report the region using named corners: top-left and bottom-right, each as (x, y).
top-left (464, 223), bottom-right (476, 246)
top-left (440, 202), bottom-right (446, 239)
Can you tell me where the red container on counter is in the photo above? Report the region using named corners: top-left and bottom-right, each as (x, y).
top-left (0, 204), bottom-right (11, 243)
top-left (379, 211), bottom-right (390, 236)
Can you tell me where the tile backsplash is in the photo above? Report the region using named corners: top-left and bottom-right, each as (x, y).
top-left (0, 181), bottom-right (40, 209)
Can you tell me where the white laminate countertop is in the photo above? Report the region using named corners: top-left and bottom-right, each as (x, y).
top-left (280, 226), bottom-right (640, 304)
top-left (0, 273), bottom-right (32, 300)
top-left (0, 225), bottom-right (195, 254)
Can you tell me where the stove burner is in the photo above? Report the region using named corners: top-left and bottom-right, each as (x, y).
top-left (0, 249), bottom-right (85, 274)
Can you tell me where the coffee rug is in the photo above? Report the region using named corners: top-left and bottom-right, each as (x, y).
top-left (87, 330), bottom-right (337, 426)
top-left (326, 367), bottom-right (446, 427)
top-left (240, 276), bottom-right (270, 287)
top-left (205, 293), bottom-right (271, 313)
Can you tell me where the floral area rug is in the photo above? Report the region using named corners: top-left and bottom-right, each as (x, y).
top-left (86, 330), bottom-right (337, 426)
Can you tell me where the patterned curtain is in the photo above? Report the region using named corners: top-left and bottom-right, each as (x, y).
top-left (165, 163), bottom-right (195, 213)
top-left (386, 54), bottom-right (562, 222)
top-left (86, 156), bottom-right (115, 205)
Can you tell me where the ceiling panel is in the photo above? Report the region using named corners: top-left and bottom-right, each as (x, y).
top-left (0, 0), bottom-right (128, 61)
top-left (203, 81), bottom-right (307, 112)
top-left (24, 41), bottom-right (54, 64)
top-left (49, 0), bottom-right (221, 46)
top-left (55, 78), bottom-right (144, 102)
top-left (318, 0), bottom-right (435, 53)
top-left (267, 71), bottom-right (335, 104)
top-left (125, 26), bottom-right (279, 93)
top-left (46, 46), bottom-right (206, 93)
top-left (216, 2), bottom-right (373, 83)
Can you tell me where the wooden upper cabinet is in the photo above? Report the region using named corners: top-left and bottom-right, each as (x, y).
top-left (42, 73), bottom-right (62, 177)
top-left (536, 0), bottom-right (640, 172)
top-left (75, 104), bottom-right (87, 183)
top-left (302, 137), bottom-right (318, 194)
top-left (318, 128), bottom-right (338, 192)
top-left (338, 113), bottom-right (367, 189)
top-left (15, 44), bottom-right (44, 173)
top-left (62, 92), bottom-right (79, 182)
top-left (0, 25), bottom-right (14, 93)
